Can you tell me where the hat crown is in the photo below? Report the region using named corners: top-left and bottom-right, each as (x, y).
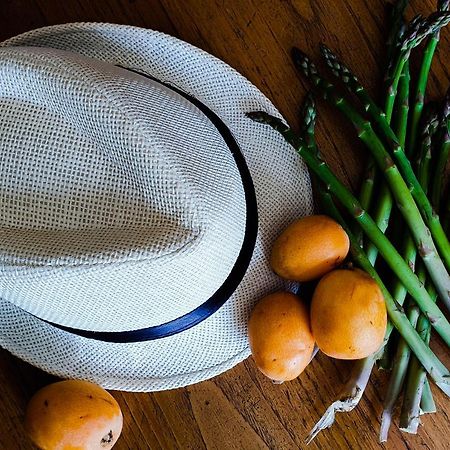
top-left (0, 47), bottom-right (207, 266)
top-left (0, 46), bottom-right (248, 331)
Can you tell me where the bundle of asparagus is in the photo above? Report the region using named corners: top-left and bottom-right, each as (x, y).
top-left (247, 0), bottom-right (450, 442)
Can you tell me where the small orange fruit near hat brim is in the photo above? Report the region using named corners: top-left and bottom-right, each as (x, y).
top-left (270, 215), bottom-right (350, 282)
top-left (248, 291), bottom-right (315, 382)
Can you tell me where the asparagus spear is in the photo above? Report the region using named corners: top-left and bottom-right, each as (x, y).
top-left (300, 93), bottom-right (317, 150)
top-left (386, 11), bottom-right (450, 120)
top-left (355, 162), bottom-right (376, 247)
top-left (319, 44), bottom-right (450, 276)
top-left (292, 48), bottom-right (450, 308)
top-left (421, 378), bottom-right (437, 414)
top-left (378, 107), bottom-right (434, 437)
top-left (409, 1), bottom-right (449, 156)
top-left (399, 98), bottom-right (449, 433)
top-left (400, 279), bottom-right (438, 433)
top-left (416, 105), bottom-right (440, 181)
top-left (367, 63), bottom-right (410, 264)
top-left (365, 4), bottom-right (410, 368)
top-left (385, 0), bottom-right (409, 68)
top-left (379, 300), bottom-right (420, 442)
top-left (379, 91), bottom-right (440, 442)
top-left (354, 1), bottom-right (408, 249)
top-left (431, 89), bottom-right (450, 210)
top-left (247, 111), bottom-right (450, 391)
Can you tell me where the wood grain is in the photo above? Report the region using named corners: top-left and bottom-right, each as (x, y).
top-left (0, 1), bottom-right (449, 449)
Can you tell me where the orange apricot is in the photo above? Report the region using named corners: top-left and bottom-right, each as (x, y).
top-left (270, 215), bottom-right (350, 282)
top-left (248, 291), bottom-right (315, 382)
top-left (310, 268), bottom-right (387, 359)
top-left (25, 380), bottom-right (123, 450)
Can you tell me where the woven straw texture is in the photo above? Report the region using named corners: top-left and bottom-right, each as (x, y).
top-left (0, 23), bottom-right (313, 391)
top-left (0, 46), bottom-right (247, 331)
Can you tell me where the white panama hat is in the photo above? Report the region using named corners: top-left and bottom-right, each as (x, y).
top-left (0, 23), bottom-right (313, 391)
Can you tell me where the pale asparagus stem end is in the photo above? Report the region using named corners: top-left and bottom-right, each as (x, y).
top-left (306, 357), bottom-right (375, 444)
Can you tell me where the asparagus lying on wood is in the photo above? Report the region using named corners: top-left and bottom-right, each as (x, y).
top-left (416, 105), bottom-right (440, 182)
top-left (408, 1), bottom-right (449, 157)
top-left (362, 3), bottom-right (410, 369)
top-left (379, 87), bottom-right (442, 443)
top-left (400, 276), bottom-right (438, 433)
top-left (386, 11), bottom-right (450, 120)
top-left (380, 300), bottom-right (419, 442)
top-left (368, 62), bottom-right (410, 265)
top-left (374, 63), bottom-right (411, 371)
top-left (431, 89), bottom-right (450, 210)
top-left (348, 0), bottom-right (408, 248)
top-left (292, 48), bottom-right (450, 309)
top-left (421, 378), bottom-right (437, 414)
top-left (247, 111), bottom-right (450, 396)
top-left (317, 42), bottom-right (450, 277)
top-left (399, 95), bottom-right (450, 434)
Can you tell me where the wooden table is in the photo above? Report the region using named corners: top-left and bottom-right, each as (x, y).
top-left (0, 1), bottom-right (449, 449)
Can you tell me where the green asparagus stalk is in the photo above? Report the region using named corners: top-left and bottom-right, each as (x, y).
top-left (408, 1), bottom-right (449, 157)
top-left (400, 274), bottom-right (438, 433)
top-left (382, 100), bottom-right (440, 437)
top-left (354, 1), bottom-right (408, 250)
top-left (421, 378), bottom-right (437, 414)
top-left (386, 12), bottom-right (450, 120)
top-left (379, 301), bottom-right (420, 443)
top-left (355, 162), bottom-right (377, 247)
top-left (400, 96), bottom-right (450, 431)
top-left (318, 45), bottom-right (450, 276)
top-left (379, 100), bottom-right (429, 436)
top-left (431, 89), bottom-right (450, 210)
top-left (385, 0), bottom-right (409, 67)
top-left (292, 48), bottom-right (450, 309)
top-left (247, 111), bottom-right (450, 385)
top-left (366, 63), bottom-right (410, 264)
top-left (366, 8), bottom-right (410, 369)
top-left (417, 106), bottom-right (440, 184)
top-left (378, 90), bottom-right (436, 392)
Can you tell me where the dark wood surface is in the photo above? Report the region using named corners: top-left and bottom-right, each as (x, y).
top-left (0, 1), bottom-right (449, 449)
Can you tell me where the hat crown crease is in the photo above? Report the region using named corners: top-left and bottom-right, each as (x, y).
top-left (0, 47), bottom-right (211, 267)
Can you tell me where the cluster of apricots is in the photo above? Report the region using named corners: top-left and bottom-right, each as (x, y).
top-left (248, 215), bottom-right (387, 383)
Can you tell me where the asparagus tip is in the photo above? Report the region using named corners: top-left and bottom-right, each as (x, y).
top-left (300, 94), bottom-right (317, 137)
top-left (245, 111), bottom-right (270, 123)
top-left (291, 47), bottom-right (316, 76)
top-left (319, 43), bottom-right (332, 57)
